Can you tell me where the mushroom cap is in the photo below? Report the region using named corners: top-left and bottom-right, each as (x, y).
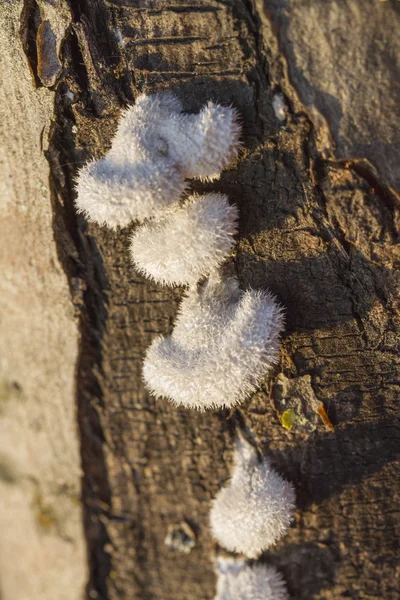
top-left (143, 275), bottom-right (284, 410)
top-left (210, 437), bottom-right (296, 557)
top-left (215, 557), bottom-right (289, 600)
top-left (130, 194), bottom-right (238, 286)
top-left (75, 156), bottom-right (186, 228)
top-left (160, 102), bottom-right (242, 180)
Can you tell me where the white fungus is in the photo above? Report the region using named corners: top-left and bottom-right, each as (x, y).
top-left (75, 155), bottom-right (188, 229)
top-left (210, 436), bottom-right (295, 558)
top-left (272, 94), bottom-right (288, 122)
top-left (130, 194), bottom-right (239, 287)
top-left (115, 27), bottom-right (125, 47)
top-left (142, 274), bottom-right (284, 410)
top-left (214, 557), bottom-right (289, 600)
top-left (75, 92), bottom-right (241, 228)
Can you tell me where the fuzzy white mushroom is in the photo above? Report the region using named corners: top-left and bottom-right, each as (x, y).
top-left (142, 274), bottom-right (284, 410)
top-left (75, 92), bottom-right (241, 228)
top-left (215, 557), bottom-right (289, 600)
top-left (75, 155), bottom-right (187, 229)
top-left (130, 194), bottom-right (239, 286)
top-left (210, 436), bottom-right (295, 557)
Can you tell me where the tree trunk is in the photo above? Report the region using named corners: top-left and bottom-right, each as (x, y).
top-left (2, 1), bottom-right (399, 599)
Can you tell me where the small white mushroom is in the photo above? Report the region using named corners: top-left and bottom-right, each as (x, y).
top-left (214, 557), bottom-right (289, 600)
top-left (75, 156), bottom-right (187, 229)
top-left (130, 194), bottom-right (238, 286)
top-left (142, 274), bottom-right (284, 410)
top-left (210, 436), bottom-right (295, 557)
top-left (75, 92), bottom-right (241, 228)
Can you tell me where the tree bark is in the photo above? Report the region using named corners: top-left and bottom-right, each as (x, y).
top-left (3, 0), bottom-right (400, 599)
top-left (0, 3), bottom-right (86, 599)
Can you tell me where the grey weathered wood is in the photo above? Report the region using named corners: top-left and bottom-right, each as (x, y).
top-left (0, 2), bottom-right (86, 598)
top-left (16, 0), bottom-right (400, 598)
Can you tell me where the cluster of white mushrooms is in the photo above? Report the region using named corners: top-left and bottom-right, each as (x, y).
top-left (76, 92), bottom-right (295, 599)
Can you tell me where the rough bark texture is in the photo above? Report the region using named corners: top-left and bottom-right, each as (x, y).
top-left (3, 0), bottom-right (400, 599)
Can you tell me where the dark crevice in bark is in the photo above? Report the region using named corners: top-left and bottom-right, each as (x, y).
top-left (67, 26), bottom-right (94, 110)
top-left (68, 0), bottom-right (83, 23)
top-left (47, 164), bottom-right (112, 600)
top-left (43, 16), bottom-right (117, 600)
top-left (233, 0), bottom-right (275, 141)
top-left (19, 0), bottom-right (42, 88)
